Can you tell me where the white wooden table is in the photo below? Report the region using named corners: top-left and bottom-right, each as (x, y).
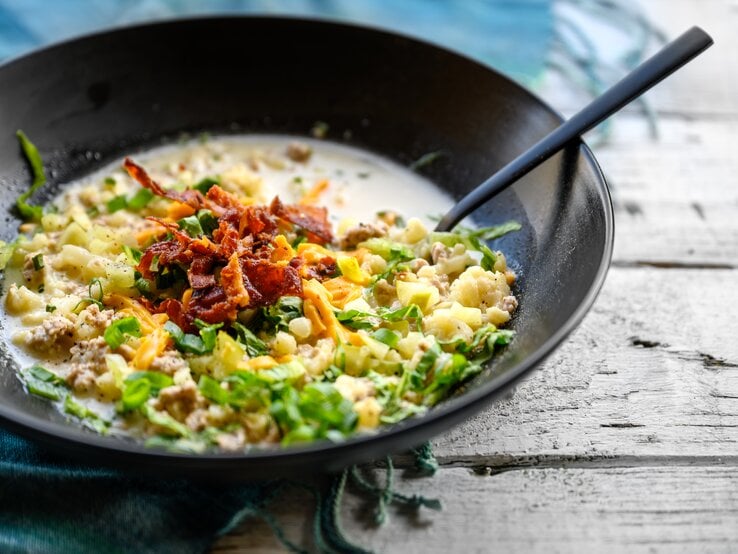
top-left (215, 1), bottom-right (738, 551)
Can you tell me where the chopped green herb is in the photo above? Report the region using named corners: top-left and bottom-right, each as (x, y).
top-left (458, 221), bottom-right (522, 241)
top-left (31, 253), bottom-right (44, 270)
top-left (15, 130), bottom-right (46, 221)
top-left (122, 245), bottom-right (142, 265)
top-left (106, 195), bottom-right (128, 213)
top-left (45, 305), bottom-right (56, 313)
top-left (231, 322), bottom-right (269, 357)
top-left (104, 177), bottom-right (116, 186)
top-left (74, 278), bottom-right (105, 312)
top-left (177, 215), bottom-right (204, 237)
top-left (198, 375), bottom-right (229, 405)
top-left (104, 317), bottom-right (141, 349)
top-left (409, 150), bottom-right (446, 171)
top-left (372, 328), bottom-right (400, 348)
top-left (141, 404), bottom-right (190, 437)
top-left (336, 309), bottom-right (377, 330)
top-left (127, 188), bottom-right (155, 211)
top-left (20, 365), bottom-right (66, 401)
top-left (134, 277), bottom-right (153, 294)
top-left (64, 396), bottom-right (109, 433)
top-left (164, 320), bottom-right (222, 355)
top-left (193, 177), bottom-right (219, 194)
top-left (197, 210), bottom-right (219, 235)
top-left (291, 234), bottom-right (307, 248)
top-left (271, 382), bottom-right (357, 445)
top-left (120, 371), bottom-right (174, 411)
top-left (260, 296), bottom-right (303, 332)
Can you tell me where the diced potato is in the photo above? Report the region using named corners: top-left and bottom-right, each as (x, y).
top-left (397, 331), bottom-right (424, 359)
top-left (357, 330), bottom-right (390, 359)
top-left (104, 262), bottom-right (135, 291)
top-left (334, 374), bottom-right (374, 402)
top-left (272, 331), bottom-right (297, 356)
top-left (355, 397), bottom-right (382, 428)
top-left (447, 302), bottom-right (483, 329)
top-left (41, 213), bottom-right (68, 232)
top-left (58, 223), bottom-right (89, 248)
top-left (396, 217), bottom-right (428, 244)
top-left (396, 280), bottom-right (439, 313)
top-left (95, 371), bottom-right (121, 401)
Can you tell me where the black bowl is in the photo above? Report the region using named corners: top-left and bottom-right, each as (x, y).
top-left (0, 17), bottom-right (613, 479)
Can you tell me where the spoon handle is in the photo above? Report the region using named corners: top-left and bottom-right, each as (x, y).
top-left (435, 26), bottom-right (713, 232)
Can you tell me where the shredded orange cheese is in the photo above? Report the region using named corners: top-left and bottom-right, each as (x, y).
top-left (299, 179), bottom-right (329, 205)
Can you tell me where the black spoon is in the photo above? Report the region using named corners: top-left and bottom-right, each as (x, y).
top-left (435, 26), bottom-right (713, 232)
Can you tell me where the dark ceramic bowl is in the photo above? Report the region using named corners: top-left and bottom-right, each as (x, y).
top-left (0, 17), bottom-right (613, 479)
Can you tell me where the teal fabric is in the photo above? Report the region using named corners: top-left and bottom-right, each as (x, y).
top-left (0, 431), bottom-right (276, 553)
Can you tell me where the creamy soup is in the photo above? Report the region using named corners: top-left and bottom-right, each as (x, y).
top-left (1, 135), bottom-right (518, 452)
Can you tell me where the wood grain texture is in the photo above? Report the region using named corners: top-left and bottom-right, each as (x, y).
top-left (214, 466), bottom-right (738, 554)
top-left (595, 117), bottom-right (738, 266)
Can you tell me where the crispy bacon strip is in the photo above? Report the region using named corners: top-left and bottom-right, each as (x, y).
top-left (124, 157), bottom-right (205, 209)
top-left (220, 253), bottom-right (250, 309)
top-left (270, 197), bottom-right (333, 244)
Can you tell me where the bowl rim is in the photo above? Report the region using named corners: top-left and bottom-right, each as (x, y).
top-left (0, 15), bottom-right (614, 467)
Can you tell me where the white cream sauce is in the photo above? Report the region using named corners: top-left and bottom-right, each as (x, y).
top-left (106, 135), bottom-right (454, 226)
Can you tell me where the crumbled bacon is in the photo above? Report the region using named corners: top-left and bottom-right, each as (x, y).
top-left (124, 158), bottom-right (205, 210)
top-left (127, 158), bottom-right (338, 328)
top-left (270, 197), bottom-right (333, 244)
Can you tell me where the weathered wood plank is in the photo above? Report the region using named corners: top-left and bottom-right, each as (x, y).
top-left (589, 117), bottom-right (738, 266)
top-left (430, 266), bottom-right (738, 465)
top-left (214, 466), bottom-right (738, 553)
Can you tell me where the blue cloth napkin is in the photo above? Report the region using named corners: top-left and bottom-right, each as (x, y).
top-left (0, 432), bottom-right (274, 553)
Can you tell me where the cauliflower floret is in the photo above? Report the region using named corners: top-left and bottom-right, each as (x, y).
top-left (432, 243), bottom-right (473, 275)
top-left (288, 317), bottom-right (312, 340)
top-left (448, 266), bottom-right (514, 312)
top-left (393, 217), bottom-right (428, 244)
top-left (423, 309), bottom-right (474, 343)
top-left (5, 283), bottom-right (44, 314)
